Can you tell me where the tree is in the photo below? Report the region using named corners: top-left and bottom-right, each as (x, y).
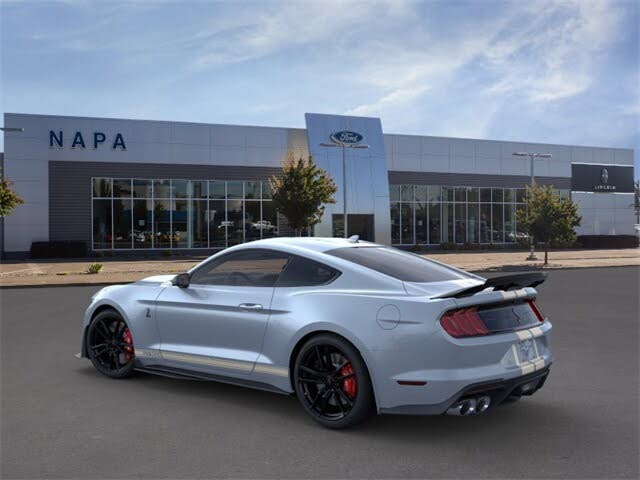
top-left (0, 179), bottom-right (24, 217)
top-left (516, 184), bottom-right (581, 265)
top-left (270, 151), bottom-right (337, 236)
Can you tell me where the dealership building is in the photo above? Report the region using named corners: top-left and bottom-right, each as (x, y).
top-left (1, 112), bottom-right (636, 258)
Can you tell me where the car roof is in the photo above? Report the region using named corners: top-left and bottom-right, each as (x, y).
top-left (232, 237), bottom-right (382, 255)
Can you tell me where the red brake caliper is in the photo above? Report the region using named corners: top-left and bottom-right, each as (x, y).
top-left (122, 327), bottom-right (134, 361)
top-left (340, 364), bottom-right (357, 399)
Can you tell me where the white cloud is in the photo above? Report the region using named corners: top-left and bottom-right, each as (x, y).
top-left (482, 0), bottom-right (624, 102)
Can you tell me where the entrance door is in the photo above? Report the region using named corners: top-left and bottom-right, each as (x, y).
top-left (332, 214), bottom-right (375, 242)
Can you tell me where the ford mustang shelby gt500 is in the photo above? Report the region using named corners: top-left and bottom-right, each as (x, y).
top-left (79, 237), bottom-right (552, 428)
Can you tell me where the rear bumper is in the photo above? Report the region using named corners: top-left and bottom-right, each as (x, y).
top-left (380, 366), bottom-right (550, 415)
top-left (373, 320), bottom-right (553, 414)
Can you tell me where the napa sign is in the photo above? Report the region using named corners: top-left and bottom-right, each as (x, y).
top-left (49, 130), bottom-right (127, 150)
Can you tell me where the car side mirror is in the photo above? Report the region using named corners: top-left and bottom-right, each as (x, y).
top-left (174, 272), bottom-right (190, 288)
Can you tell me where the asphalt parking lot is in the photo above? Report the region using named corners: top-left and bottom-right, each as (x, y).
top-left (1, 266), bottom-right (638, 479)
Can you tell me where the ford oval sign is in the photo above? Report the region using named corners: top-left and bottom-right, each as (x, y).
top-left (330, 130), bottom-right (363, 146)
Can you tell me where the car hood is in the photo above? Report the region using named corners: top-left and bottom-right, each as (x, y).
top-left (403, 278), bottom-right (486, 298)
top-left (134, 274), bottom-right (176, 285)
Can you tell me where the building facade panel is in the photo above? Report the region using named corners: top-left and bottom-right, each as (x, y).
top-left (1, 112), bottom-right (635, 256)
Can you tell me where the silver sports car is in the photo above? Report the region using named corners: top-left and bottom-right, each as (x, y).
top-left (79, 237), bottom-right (552, 428)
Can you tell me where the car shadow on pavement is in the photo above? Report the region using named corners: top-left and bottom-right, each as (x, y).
top-left (75, 364), bottom-right (573, 438)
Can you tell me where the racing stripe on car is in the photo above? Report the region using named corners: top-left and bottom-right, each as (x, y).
top-left (161, 351), bottom-right (254, 372)
top-left (253, 364), bottom-right (289, 377)
top-left (514, 329), bottom-right (533, 341)
top-left (529, 326), bottom-right (544, 338)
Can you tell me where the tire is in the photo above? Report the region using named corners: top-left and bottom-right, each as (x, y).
top-left (86, 309), bottom-right (136, 379)
top-left (293, 333), bottom-right (375, 429)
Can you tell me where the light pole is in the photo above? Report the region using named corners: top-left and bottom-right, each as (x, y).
top-left (512, 151), bottom-right (553, 260)
top-left (319, 141), bottom-right (369, 238)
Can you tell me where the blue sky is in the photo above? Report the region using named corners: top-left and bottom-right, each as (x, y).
top-left (2, 0), bottom-right (638, 177)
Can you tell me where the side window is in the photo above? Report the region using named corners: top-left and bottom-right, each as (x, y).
top-left (276, 256), bottom-right (340, 287)
top-left (190, 250), bottom-right (290, 287)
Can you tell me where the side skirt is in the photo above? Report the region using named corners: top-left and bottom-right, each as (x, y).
top-left (134, 364), bottom-right (291, 396)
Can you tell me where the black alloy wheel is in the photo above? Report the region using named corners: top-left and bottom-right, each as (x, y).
top-left (294, 333), bottom-right (374, 429)
top-left (86, 310), bottom-right (136, 378)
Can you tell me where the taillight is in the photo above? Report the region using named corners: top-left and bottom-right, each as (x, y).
top-left (527, 300), bottom-right (545, 322)
top-left (440, 307), bottom-right (490, 338)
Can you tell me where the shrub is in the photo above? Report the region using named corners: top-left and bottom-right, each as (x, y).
top-left (86, 263), bottom-right (104, 274)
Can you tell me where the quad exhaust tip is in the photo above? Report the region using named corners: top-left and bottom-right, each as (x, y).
top-left (446, 395), bottom-right (491, 416)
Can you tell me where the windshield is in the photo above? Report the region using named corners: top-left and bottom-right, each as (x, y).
top-left (326, 246), bottom-right (472, 283)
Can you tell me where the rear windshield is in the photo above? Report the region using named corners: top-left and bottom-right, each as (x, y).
top-left (326, 246), bottom-right (471, 283)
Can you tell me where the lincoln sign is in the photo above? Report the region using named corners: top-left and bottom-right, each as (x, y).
top-left (571, 163), bottom-right (634, 193)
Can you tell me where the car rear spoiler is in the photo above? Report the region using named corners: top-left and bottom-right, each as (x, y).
top-left (435, 272), bottom-right (547, 299)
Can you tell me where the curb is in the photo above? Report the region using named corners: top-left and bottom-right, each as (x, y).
top-left (1, 264), bottom-right (637, 289)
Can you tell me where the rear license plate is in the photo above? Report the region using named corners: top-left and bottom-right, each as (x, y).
top-left (517, 338), bottom-right (540, 364)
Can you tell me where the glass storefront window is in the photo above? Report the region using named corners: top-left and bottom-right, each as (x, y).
top-left (227, 181), bottom-right (243, 199)
top-left (455, 203), bottom-right (466, 244)
top-left (261, 201), bottom-right (278, 238)
top-left (492, 188), bottom-right (504, 203)
top-left (93, 199), bottom-right (112, 249)
top-left (227, 199), bottom-right (243, 245)
top-left (401, 185), bottom-right (414, 202)
top-left (113, 179), bottom-right (132, 198)
top-left (153, 180), bottom-right (172, 199)
top-left (92, 178), bottom-right (281, 250)
top-left (480, 188), bottom-right (491, 203)
top-left (428, 202), bottom-right (440, 244)
top-left (209, 181), bottom-right (225, 199)
top-left (468, 203), bottom-right (479, 243)
top-left (504, 203), bottom-right (515, 243)
top-left (245, 200), bottom-right (262, 242)
top-left (113, 198), bottom-right (132, 248)
top-left (414, 185), bottom-right (427, 202)
top-left (454, 187), bottom-right (466, 203)
top-left (192, 181), bottom-right (208, 199)
top-left (208, 200), bottom-right (226, 248)
top-left (442, 202), bottom-right (454, 243)
top-left (153, 200), bottom-right (171, 248)
top-left (503, 188), bottom-right (514, 203)
top-left (492, 203), bottom-right (504, 243)
top-left (480, 203), bottom-right (491, 243)
top-left (173, 180), bottom-right (189, 199)
top-left (400, 203), bottom-right (414, 244)
top-left (132, 179), bottom-right (152, 198)
top-left (466, 187), bottom-right (479, 203)
top-left (415, 203), bottom-right (428, 244)
top-left (427, 186), bottom-right (441, 202)
top-left (172, 199), bottom-right (189, 248)
top-left (390, 203), bottom-right (400, 244)
top-left (191, 199), bottom-right (208, 248)
top-left (245, 182), bottom-right (261, 200)
top-left (133, 199), bottom-right (153, 248)
top-left (516, 188), bottom-right (526, 203)
top-left (93, 178), bottom-right (112, 197)
top-left (389, 185), bottom-right (400, 202)
top-left (262, 181), bottom-right (273, 200)
top-left (442, 187), bottom-right (454, 202)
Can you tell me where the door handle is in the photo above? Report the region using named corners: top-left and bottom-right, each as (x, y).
top-left (238, 303), bottom-right (263, 311)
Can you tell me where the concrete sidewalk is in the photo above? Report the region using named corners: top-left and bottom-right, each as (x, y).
top-left (1, 248), bottom-right (638, 287)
